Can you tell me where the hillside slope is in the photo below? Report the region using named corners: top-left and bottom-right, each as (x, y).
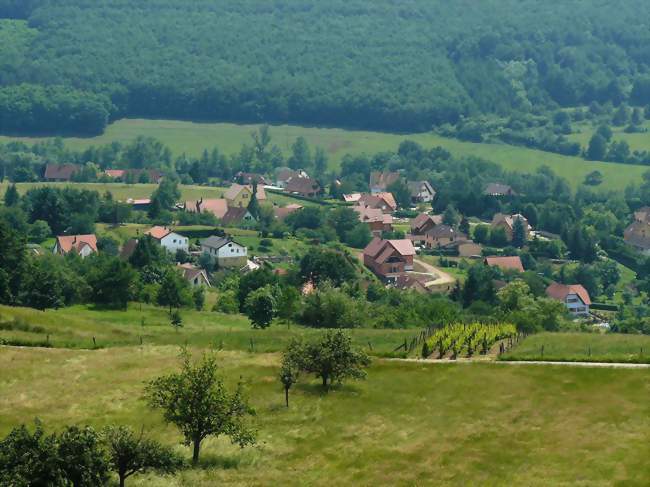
top-left (1, 0), bottom-right (650, 134)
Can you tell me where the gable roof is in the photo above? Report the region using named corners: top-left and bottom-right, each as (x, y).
top-left (202, 236), bottom-right (245, 250)
top-left (44, 164), bottom-right (80, 181)
top-left (235, 172), bottom-right (269, 185)
top-left (370, 171), bottom-right (401, 190)
top-left (221, 206), bottom-right (255, 225)
top-left (354, 206), bottom-right (393, 224)
top-left (178, 263), bottom-right (210, 286)
top-left (363, 237), bottom-right (415, 262)
top-left (426, 224), bottom-right (464, 239)
top-left (484, 256), bottom-right (524, 272)
top-left (407, 180), bottom-right (436, 197)
top-left (285, 176), bottom-right (320, 195)
top-left (145, 226), bottom-right (173, 240)
top-left (275, 167), bottom-right (306, 183)
top-left (411, 213), bottom-right (443, 233)
top-left (358, 193), bottom-right (397, 211)
top-left (186, 198), bottom-right (229, 219)
top-left (55, 234), bottom-right (98, 254)
top-left (634, 207), bottom-right (650, 223)
top-left (120, 238), bottom-right (139, 260)
top-left (491, 213), bottom-right (530, 230)
top-left (546, 282), bottom-right (591, 305)
top-left (343, 193), bottom-right (362, 203)
top-left (224, 183), bottom-right (266, 201)
top-left (274, 204), bottom-right (303, 220)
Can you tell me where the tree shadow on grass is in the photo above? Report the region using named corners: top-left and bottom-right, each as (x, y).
top-left (295, 381), bottom-right (363, 397)
top-left (196, 452), bottom-right (243, 470)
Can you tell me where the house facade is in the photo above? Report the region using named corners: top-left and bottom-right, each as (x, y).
top-left (177, 263), bottom-right (211, 287)
top-left (53, 234), bottom-right (98, 258)
top-left (201, 236), bottom-right (248, 268)
top-left (423, 225), bottom-right (465, 249)
top-left (546, 283), bottom-right (591, 316)
top-left (44, 164), bottom-right (80, 182)
top-left (221, 207), bottom-right (257, 228)
top-left (363, 237), bottom-right (416, 281)
top-left (354, 206), bottom-right (393, 236)
top-left (224, 184), bottom-right (266, 208)
top-left (408, 181), bottom-right (436, 204)
top-left (145, 226), bottom-right (189, 253)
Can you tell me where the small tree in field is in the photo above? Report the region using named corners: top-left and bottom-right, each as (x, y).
top-left (170, 310), bottom-right (183, 332)
top-left (103, 426), bottom-right (183, 487)
top-left (279, 339), bottom-right (304, 407)
top-left (145, 349), bottom-right (256, 465)
top-left (244, 285), bottom-right (276, 329)
top-left (302, 330), bottom-right (371, 389)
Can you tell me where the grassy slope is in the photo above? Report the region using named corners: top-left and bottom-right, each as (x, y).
top-left (1, 118), bottom-right (647, 190)
top-left (1, 345), bottom-right (649, 486)
top-left (569, 120), bottom-right (650, 153)
top-left (503, 332), bottom-right (650, 363)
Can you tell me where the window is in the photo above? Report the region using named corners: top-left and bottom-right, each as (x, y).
top-left (173, 239), bottom-right (177, 243)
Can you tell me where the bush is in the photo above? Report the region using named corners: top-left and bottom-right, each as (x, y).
top-left (213, 291), bottom-right (240, 314)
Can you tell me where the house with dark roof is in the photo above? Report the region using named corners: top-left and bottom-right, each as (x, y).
top-left (119, 238), bottom-right (139, 260)
top-left (284, 177), bottom-right (321, 198)
top-left (44, 164), bottom-right (80, 182)
top-left (484, 256), bottom-right (524, 273)
top-left (177, 263), bottom-right (211, 287)
top-left (275, 167), bottom-right (308, 188)
top-left (484, 183), bottom-right (517, 197)
top-left (407, 181), bottom-right (436, 204)
top-left (546, 282), bottom-right (591, 316)
top-left (410, 213), bottom-right (443, 236)
top-left (363, 237), bottom-right (416, 281)
top-left (53, 234), bottom-right (98, 258)
top-left (200, 236), bottom-right (248, 268)
top-left (370, 171), bottom-right (401, 194)
top-left (221, 207), bottom-right (257, 228)
top-left (235, 172), bottom-right (269, 186)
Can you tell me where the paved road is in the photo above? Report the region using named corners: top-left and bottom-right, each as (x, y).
top-left (382, 358), bottom-right (650, 368)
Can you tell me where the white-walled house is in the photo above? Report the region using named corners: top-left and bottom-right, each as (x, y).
top-left (145, 226), bottom-right (189, 253)
top-left (546, 283), bottom-right (591, 316)
top-left (53, 234), bottom-right (98, 258)
top-left (201, 236), bottom-right (248, 268)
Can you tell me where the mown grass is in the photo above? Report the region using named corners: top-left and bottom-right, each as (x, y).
top-left (0, 345), bottom-right (649, 486)
top-left (502, 332), bottom-right (650, 363)
top-left (0, 118), bottom-right (646, 190)
top-left (0, 304), bottom-right (411, 356)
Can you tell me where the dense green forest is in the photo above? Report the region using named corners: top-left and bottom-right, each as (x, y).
top-left (2, 0), bottom-right (650, 134)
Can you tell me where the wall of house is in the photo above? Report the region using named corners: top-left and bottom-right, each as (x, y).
top-left (565, 294), bottom-right (589, 315)
top-left (160, 233), bottom-right (189, 253)
top-left (227, 189), bottom-right (251, 208)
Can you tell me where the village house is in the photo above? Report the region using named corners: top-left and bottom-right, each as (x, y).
top-left (44, 163), bottom-right (80, 182)
top-left (275, 167), bottom-right (308, 188)
top-left (53, 234), bottom-right (98, 258)
top-left (177, 263), bottom-right (211, 287)
top-left (221, 207), bottom-right (257, 228)
top-left (184, 198), bottom-right (229, 219)
top-left (201, 236), bottom-right (248, 268)
top-left (484, 183), bottom-right (517, 197)
top-left (284, 176), bottom-right (321, 198)
top-left (407, 180), bottom-right (436, 204)
top-left (145, 226), bottom-right (189, 254)
top-left (491, 213), bottom-right (531, 241)
top-left (363, 237), bottom-right (416, 282)
top-left (357, 193), bottom-right (397, 214)
top-left (484, 256), bottom-right (524, 273)
top-left (343, 193), bottom-right (362, 204)
top-left (393, 274), bottom-right (431, 294)
top-left (455, 241), bottom-right (483, 258)
top-left (125, 198), bottom-right (151, 211)
top-left (546, 282), bottom-right (591, 316)
top-left (424, 225), bottom-right (466, 249)
top-left (624, 206), bottom-right (650, 254)
top-left (354, 206), bottom-right (394, 236)
top-left (370, 171), bottom-right (402, 194)
top-left (410, 213), bottom-right (443, 237)
top-left (224, 183), bottom-right (267, 208)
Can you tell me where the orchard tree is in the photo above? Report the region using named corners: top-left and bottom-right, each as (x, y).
top-left (103, 425), bottom-right (183, 487)
top-left (157, 269), bottom-right (191, 315)
top-left (145, 350), bottom-right (256, 465)
top-left (57, 425), bottom-right (109, 487)
top-left (279, 339), bottom-right (304, 407)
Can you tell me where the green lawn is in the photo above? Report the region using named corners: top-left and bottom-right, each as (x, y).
top-left (569, 120), bottom-right (650, 153)
top-left (502, 332), bottom-right (650, 364)
top-left (0, 345), bottom-right (648, 486)
top-left (0, 118), bottom-right (646, 190)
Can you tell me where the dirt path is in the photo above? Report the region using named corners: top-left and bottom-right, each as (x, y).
top-left (382, 358), bottom-right (650, 369)
top-left (412, 258), bottom-right (456, 286)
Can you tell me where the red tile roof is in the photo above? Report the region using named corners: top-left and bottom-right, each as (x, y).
top-left (363, 238), bottom-right (415, 263)
top-left (546, 283), bottom-right (591, 305)
top-left (186, 199), bottom-right (228, 219)
top-left (484, 256), bottom-right (524, 272)
top-left (145, 226), bottom-right (173, 240)
top-left (55, 234), bottom-right (98, 254)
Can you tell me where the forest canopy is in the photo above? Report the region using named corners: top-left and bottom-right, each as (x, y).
top-left (2, 0), bottom-right (650, 134)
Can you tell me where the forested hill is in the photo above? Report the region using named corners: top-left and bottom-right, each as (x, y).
top-left (2, 0), bottom-right (650, 135)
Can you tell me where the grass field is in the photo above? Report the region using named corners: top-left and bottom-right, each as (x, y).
top-left (0, 304), bottom-right (412, 355)
top-left (0, 118), bottom-right (646, 190)
top-left (1, 345), bottom-right (649, 486)
top-left (0, 181), bottom-right (318, 208)
top-left (569, 121), bottom-right (650, 154)
top-left (502, 332), bottom-right (650, 364)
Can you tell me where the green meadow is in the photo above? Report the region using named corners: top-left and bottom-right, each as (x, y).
top-left (569, 120), bottom-right (650, 153)
top-left (502, 332), bottom-right (650, 364)
top-left (1, 344), bottom-right (649, 486)
top-left (1, 118), bottom-right (647, 190)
